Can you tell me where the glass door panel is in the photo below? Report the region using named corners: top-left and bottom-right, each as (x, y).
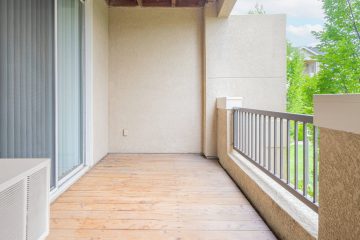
top-left (0, 0), bottom-right (56, 188)
top-left (57, 0), bottom-right (84, 180)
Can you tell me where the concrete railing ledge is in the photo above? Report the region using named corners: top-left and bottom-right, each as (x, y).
top-left (228, 150), bottom-right (318, 239)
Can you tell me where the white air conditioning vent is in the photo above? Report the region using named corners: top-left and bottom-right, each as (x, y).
top-left (0, 180), bottom-right (26, 240)
top-left (27, 168), bottom-right (48, 240)
top-left (0, 159), bottom-right (50, 240)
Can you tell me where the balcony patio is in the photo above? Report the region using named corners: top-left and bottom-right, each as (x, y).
top-left (0, 0), bottom-right (359, 239)
top-left (48, 154), bottom-right (276, 240)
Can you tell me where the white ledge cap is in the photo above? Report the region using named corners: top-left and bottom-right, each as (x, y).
top-left (314, 94), bottom-right (360, 135)
top-left (217, 97), bottom-right (243, 110)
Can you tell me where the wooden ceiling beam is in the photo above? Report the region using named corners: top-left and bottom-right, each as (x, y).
top-left (107, 0), bottom-right (206, 7)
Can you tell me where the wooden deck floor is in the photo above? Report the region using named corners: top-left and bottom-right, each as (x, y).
top-left (48, 154), bottom-right (276, 240)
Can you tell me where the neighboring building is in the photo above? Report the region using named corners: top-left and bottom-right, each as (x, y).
top-left (300, 46), bottom-right (323, 77)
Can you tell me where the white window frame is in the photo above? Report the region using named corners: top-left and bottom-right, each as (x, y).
top-left (50, 0), bottom-right (93, 202)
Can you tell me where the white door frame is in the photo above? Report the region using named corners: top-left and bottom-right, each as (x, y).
top-left (50, 0), bottom-right (93, 202)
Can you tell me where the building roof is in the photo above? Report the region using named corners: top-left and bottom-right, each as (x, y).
top-left (300, 46), bottom-right (324, 56)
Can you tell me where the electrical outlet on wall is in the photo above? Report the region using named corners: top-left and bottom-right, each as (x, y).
top-left (123, 129), bottom-right (128, 136)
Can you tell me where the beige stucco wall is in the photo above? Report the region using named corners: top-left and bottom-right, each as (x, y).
top-left (203, 4), bottom-right (287, 157)
top-left (313, 94), bottom-right (360, 240)
top-left (318, 128), bottom-right (360, 239)
top-left (92, 0), bottom-right (109, 163)
top-left (108, 7), bottom-right (203, 153)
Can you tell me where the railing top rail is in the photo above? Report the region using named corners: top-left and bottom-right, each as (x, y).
top-left (233, 107), bottom-right (313, 123)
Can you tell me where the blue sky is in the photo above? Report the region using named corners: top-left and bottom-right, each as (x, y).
top-left (231, 0), bottom-right (325, 47)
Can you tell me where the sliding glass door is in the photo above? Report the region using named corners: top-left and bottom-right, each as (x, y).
top-left (0, 0), bottom-right (56, 187)
top-left (57, 0), bottom-right (85, 181)
top-left (0, 0), bottom-right (86, 189)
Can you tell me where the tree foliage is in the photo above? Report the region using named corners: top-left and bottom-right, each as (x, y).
top-left (248, 3), bottom-right (266, 15)
top-left (314, 0), bottom-right (360, 93)
top-left (286, 43), bottom-right (306, 114)
top-left (287, 0), bottom-right (360, 116)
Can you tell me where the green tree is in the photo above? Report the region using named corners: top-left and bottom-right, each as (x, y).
top-left (287, 43), bottom-right (314, 140)
top-left (314, 0), bottom-right (360, 93)
top-left (300, 74), bottom-right (319, 114)
top-left (286, 43), bottom-right (306, 114)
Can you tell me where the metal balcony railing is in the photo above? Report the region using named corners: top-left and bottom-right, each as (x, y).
top-left (233, 108), bottom-right (319, 212)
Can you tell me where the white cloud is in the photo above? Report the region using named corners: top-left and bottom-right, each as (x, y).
top-left (231, 0), bottom-right (324, 20)
top-left (231, 0), bottom-right (325, 46)
top-left (287, 24), bottom-right (323, 37)
top-left (287, 24), bottom-right (323, 46)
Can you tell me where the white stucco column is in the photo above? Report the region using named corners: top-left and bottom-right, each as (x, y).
top-left (314, 94), bottom-right (360, 240)
top-left (216, 97), bottom-right (243, 110)
top-left (216, 97), bottom-right (243, 160)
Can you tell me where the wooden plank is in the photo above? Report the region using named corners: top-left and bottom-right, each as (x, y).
top-left (50, 218), bottom-right (270, 231)
top-left (50, 210), bottom-right (261, 221)
top-left (48, 154), bottom-right (276, 240)
top-left (51, 202), bottom-right (256, 212)
top-left (48, 229), bottom-right (275, 240)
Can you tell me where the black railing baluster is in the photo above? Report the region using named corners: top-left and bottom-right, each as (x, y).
top-left (303, 123), bottom-right (309, 196)
top-left (255, 114), bottom-right (258, 162)
top-left (263, 115), bottom-right (267, 168)
top-left (274, 117), bottom-right (277, 175)
top-left (287, 119), bottom-right (290, 184)
top-left (240, 112), bottom-right (243, 151)
top-left (233, 110), bottom-right (237, 148)
top-left (259, 115), bottom-right (262, 165)
top-left (268, 116), bottom-right (271, 171)
top-left (243, 112), bottom-right (245, 151)
top-left (239, 111), bottom-right (241, 149)
top-left (238, 111), bottom-right (240, 150)
top-left (247, 112), bottom-right (249, 156)
top-left (244, 112), bottom-right (249, 156)
top-left (250, 113), bottom-right (253, 159)
top-left (245, 112), bottom-right (247, 155)
top-left (236, 111), bottom-right (239, 150)
top-left (313, 127), bottom-right (318, 203)
top-left (294, 121), bottom-right (298, 190)
top-left (280, 118), bottom-right (283, 179)
top-left (240, 112), bottom-right (242, 151)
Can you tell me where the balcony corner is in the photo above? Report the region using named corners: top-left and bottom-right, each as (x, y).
top-left (216, 97), bottom-right (318, 240)
top-left (314, 94), bottom-right (360, 240)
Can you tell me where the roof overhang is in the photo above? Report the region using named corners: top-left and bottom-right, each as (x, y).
top-left (216, 0), bottom-right (237, 17)
top-left (106, 0), bottom-right (206, 7)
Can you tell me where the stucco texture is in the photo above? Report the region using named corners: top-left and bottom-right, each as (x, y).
top-left (108, 7), bottom-right (203, 153)
top-left (92, 0), bottom-right (109, 163)
top-left (203, 4), bottom-right (287, 157)
top-left (319, 128), bottom-right (360, 240)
